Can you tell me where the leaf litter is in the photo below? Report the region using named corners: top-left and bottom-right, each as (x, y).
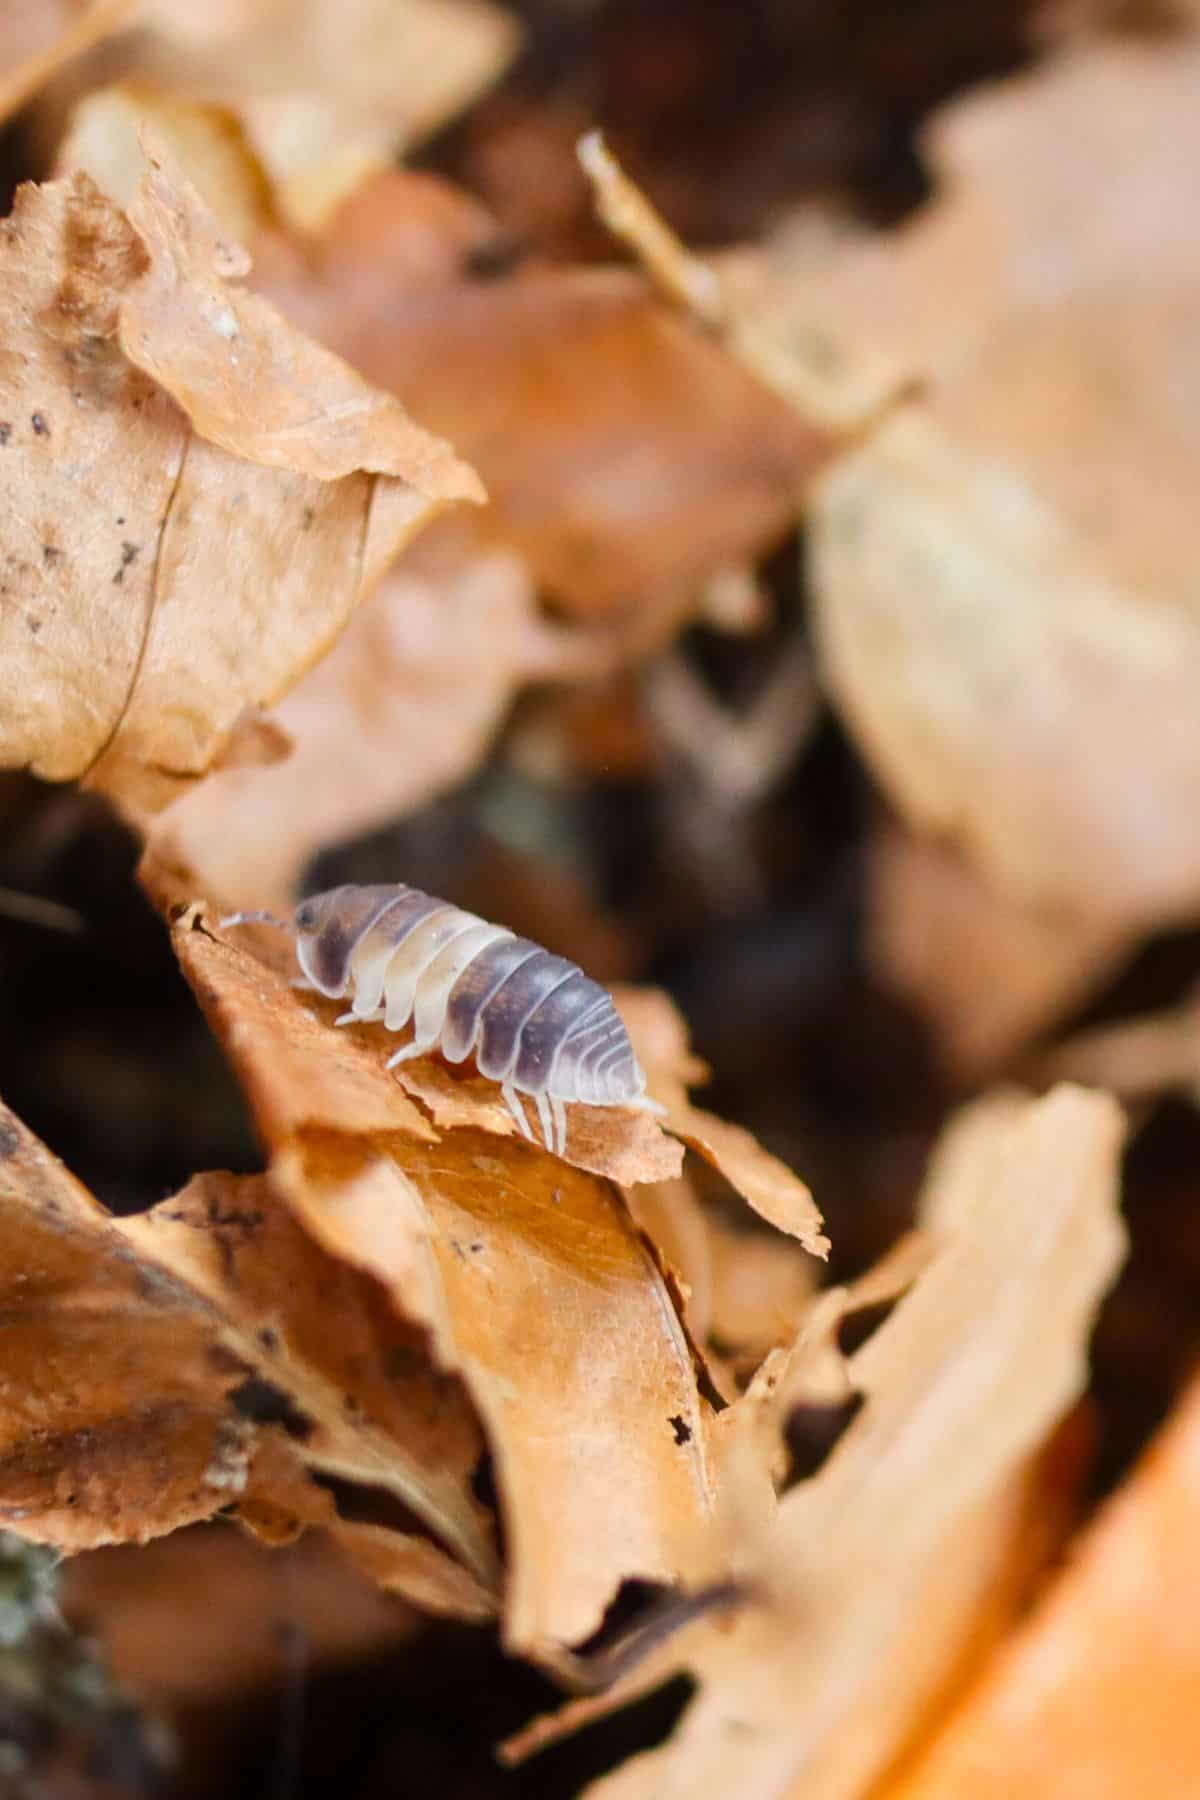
top-left (1, 11), bottom-right (1193, 1795)
top-left (0, 148), bottom-right (480, 812)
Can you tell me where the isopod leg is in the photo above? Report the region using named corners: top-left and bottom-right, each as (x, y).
top-left (502, 1082), bottom-right (535, 1142)
top-left (534, 1091), bottom-right (554, 1152)
top-left (549, 1094), bottom-right (568, 1157)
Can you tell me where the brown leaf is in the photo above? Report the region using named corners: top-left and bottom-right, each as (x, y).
top-left (811, 403), bottom-right (1200, 927)
top-left (144, 869), bottom-right (770, 1651)
top-left (55, 80), bottom-right (276, 243)
top-left (0, 158), bottom-right (479, 811)
top-left (0, 1096), bottom-right (255, 1549)
top-left (121, 1171), bottom-right (497, 1614)
top-left (790, 44), bottom-right (1200, 929)
top-left (251, 169), bottom-right (830, 623)
top-left (131, 0), bottom-right (522, 230)
top-left (4, 0), bottom-right (521, 232)
top-left (619, 987), bottom-right (828, 1256)
top-left (881, 1366), bottom-right (1200, 1800)
top-left (1036, 986), bottom-right (1200, 1105)
top-left (273, 1132), bottom-right (724, 1652)
top-left (0, 1084), bottom-right (501, 1616)
top-left (516, 1086), bottom-right (1125, 1794)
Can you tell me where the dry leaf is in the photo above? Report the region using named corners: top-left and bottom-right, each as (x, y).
top-left (0, 158), bottom-right (480, 812)
top-left (151, 524), bottom-right (606, 910)
top-left (0, 1097), bottom-right (260, 1549)
top-left (134, 0), bottom-right (521, 229)
top-left (784, 43), bottom-right (1200, 929)
top-left (0, 1096), bottom-right (496, 1618)
top-left (882, 1366), bottom-right (1200, 1800)
top-left (811, 404), bottom-right (1200, 926)
top-left (513, 1086), bottom-right (1125, 1795)
top-left (273, 1134), bottom-right (723, 1653)
top-left (619, 987), bottom-right (828, 1257)
top-left (143, 872), bottom-right (797, 1652)
top-left (55, 80), bottom-right (276, 243)
top-left (251, 169), bottom-right (830, 624)
top-left (4, 0), bottom-right (521, 231)
top-left (868, 826), bottom-right (1131, 1081)
top-left (121, 1171), bottom-right (497, 1615)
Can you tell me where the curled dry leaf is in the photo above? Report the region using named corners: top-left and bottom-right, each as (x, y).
top-left (0, 1096), bottom-right (261, 1550)
top-left (123, 1172), bottom-right (498, 1619)
top-left (144, 868), bottom-right (794, 1652)
top-left (151, 524), bottom-right (607, 910)
top-left (882, 1366), bottom-right (1200, 1800)
top-left (251, 169), bottom-right (830, 626)
top-left (0, 1094), bottom-right (496, 1618)
top-left (513, 1086), bottom-right (1125, 1796)
top-left (272, 1134), bottom-right (724, 1653)
top-left (0, 157), bottom-right (480, 813)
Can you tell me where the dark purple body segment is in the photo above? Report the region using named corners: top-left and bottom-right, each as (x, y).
top-left (512, 968), bottom-right (606, 1090)
top-left (441, 936), bottom-right (540, 1062)
top-left (472, 947), bottom-right (582, 1082)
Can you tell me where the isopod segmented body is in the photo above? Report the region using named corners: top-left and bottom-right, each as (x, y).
top-left (224, 884), bottom-right (660, 1154)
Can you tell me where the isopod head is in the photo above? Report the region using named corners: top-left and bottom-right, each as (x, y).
top-left (292, 884), bottom-right (412, 998)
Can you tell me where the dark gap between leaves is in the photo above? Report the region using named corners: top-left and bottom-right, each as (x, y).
top-left (780, 1392), bottom-right (865, 1492)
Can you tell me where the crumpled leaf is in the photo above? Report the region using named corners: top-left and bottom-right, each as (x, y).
top-left (121, 1170), bottom-right (497, 1615)
top-left (0, 1092), bottom-right (498, 1617)
top-left (510, 1085), bottom-right (1125, 1795)
top-left (251, 168), bottom-right (830, 625)
top-left (150, 523), bottom-right (609, 910)
top-left (0, 156), bottom-right (480, 812)
top-left (0, 1097), bottom-right (260, 1550)
top-left (882, 1365), bottom-right (1200, 1800)
top-left (272, 1134), bottom-right (724, 1653)
top-left (144, 869), bottom-right (796, 1652)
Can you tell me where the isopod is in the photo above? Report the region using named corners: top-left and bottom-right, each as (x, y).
top-left (221, 884), bottom-right (663, 1155)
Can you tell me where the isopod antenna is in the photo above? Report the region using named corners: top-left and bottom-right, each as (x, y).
top-left (218, 910), bottom-right (291, 930)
